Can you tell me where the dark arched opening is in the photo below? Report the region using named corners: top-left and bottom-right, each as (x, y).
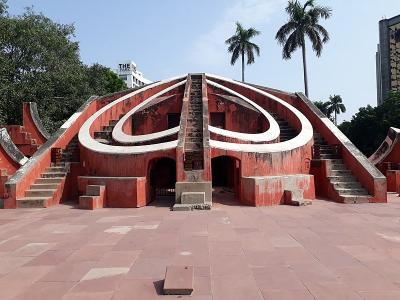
top-left (211, 156), bottom-right (241, 204)
top-left (148, 157), bottom-right (176, 206)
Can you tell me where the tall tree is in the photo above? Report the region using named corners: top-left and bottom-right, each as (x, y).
top-left (326, 95), bottom-right (346, 125)
top-left (0, 3), bottom-right (126, 132)
top-left (276, 0), bottom-right (331, 97)
top-left (225, 22), bottom-right (260, 82)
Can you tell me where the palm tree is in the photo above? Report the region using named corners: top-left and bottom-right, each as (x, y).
top-left (314, 100), bottom-right (330, 117)
top-left (276, 0), bottom-right (331, 97)
top-left (326, 95), bottom-right (346, 125)
top-left (225, 22), bottom-right (260, 82)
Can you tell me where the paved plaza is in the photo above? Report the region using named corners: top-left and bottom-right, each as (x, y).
top-left (1, 193), bottom-right (400, 299)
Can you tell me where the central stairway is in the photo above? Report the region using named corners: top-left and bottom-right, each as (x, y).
top-left (184, 75), bottom-right (204, 171)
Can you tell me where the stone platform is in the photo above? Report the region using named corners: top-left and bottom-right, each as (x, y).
top-left (0, 192), bottom-right (400, 299)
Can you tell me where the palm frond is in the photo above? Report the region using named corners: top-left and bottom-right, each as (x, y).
top-left (305, 27), bottom-right (322, 56)
top-left (314, 24), bottom-right (329, 43)
top-left (311, 5), bottom-right (332, 19)
top-left (282, 30), bottom-right (302, 59)
top-left (275, 21), bottom-right (297, 45)
top-left (303, 0), bottom-right (315, 11)
top-left (230, 47), bottom-right (241, 65)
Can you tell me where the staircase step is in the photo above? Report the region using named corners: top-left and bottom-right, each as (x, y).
top-left (330, 170), bottom-right (352, 176)
top-left (328, 176), bottom-right (356, 183)
top-left (330, 164), bottom-right (346, 170)
top-left (332, 181), bottom-right (361, 189)
top-left (46, 166), bottom-right (66, 172)
top-left (35, 177), bottom-right (64, 184)
top-left (341, 195), bottom-right (371, 204)
top-left (30, 183), bottom-right (60, 190)
top-left (335, 188), bottom-right (369, 196)
top-left (26, 189), bottom-right (56, 197)
top-left (16, 197), bottom-right (49, 208)
top-left (41, 172), bottom-right (67, 178)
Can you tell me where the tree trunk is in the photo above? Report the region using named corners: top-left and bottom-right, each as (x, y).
top-left (334, 109), bottom-right (337, 125)
top-left (301, 38), bottom-right (309, 97)
top-left (241, 50), bottom-right (245, 82)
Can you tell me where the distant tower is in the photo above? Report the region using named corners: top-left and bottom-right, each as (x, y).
top-left (376, 14), bottom-right (400, 105)
top-left (116, 60), bottom-right (151, 88)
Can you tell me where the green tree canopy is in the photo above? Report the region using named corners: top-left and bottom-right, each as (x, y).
top-left (0, 2), bottom-right (126, 132)
top-left (339, 92), bottom-right (400, 156)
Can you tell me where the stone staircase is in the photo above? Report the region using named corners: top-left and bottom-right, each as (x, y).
top-left (270, 113), bottom-right (297, 142)
top-left (16, 138), bottom-right (80, 208)
top-left (313, 132), bottom-right (372, 204)
top-left (16, 165), bottom-right (67, 208)
top-left (94, 118), bottom-right (121, 145)
top-left (61, 136), bottom-right (80, 163)
top-left (184, 75), bottom-right (204, 171)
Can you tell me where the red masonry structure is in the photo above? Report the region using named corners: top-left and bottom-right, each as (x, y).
top-left (1, 74), bottom-right (387, 209)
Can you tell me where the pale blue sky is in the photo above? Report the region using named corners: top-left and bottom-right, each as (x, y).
top-left (8, 0), bottom-right (400, 123)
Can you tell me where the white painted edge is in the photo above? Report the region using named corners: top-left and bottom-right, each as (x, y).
top-left (61, 112), bottom-right (82, 129)
top-left (207, 79), bottom-right (280, 142)
top-left (205, 73), bottom-right (313, 153)
top-left (112, 80), bottom-right (186, 144)
top-left (19, 157), bottom-right (29, 165)
top-left (78, 75), bottom-right (186, 154)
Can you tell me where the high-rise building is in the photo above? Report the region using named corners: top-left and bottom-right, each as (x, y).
top-left (376, 14), bottom-right (400, 105)
top-left (116, 60), bottom-right (151, 88)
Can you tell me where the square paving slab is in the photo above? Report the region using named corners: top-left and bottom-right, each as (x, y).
top-left (163, 265), bottom-right (194, 295)
top-left (0, 193), bottom-right (399, 299)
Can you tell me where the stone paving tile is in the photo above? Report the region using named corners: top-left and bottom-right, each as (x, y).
top-left (0, 195), bottom-right (400, 299)
top-left (14, 281), bottom-right (75, 300)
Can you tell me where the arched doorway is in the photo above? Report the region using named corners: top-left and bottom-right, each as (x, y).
top-left (148, 157), bottom-right (176, 206)
top-left (211, 156), bottom-right (241, 204)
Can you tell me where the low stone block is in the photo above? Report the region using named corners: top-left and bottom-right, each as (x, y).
top-left (172, 204), bottom-right (193, 211)
top-left (175, 181), bottom-right (212, 204)
top-left (181, 192), bottom-right (205, 204)
top-left (163, 265), bottom-right (194, 295)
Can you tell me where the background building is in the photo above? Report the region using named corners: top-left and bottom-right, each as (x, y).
top-left (376, 14), bottom-right (400, 105)
top-left (116, 60), bottom-right (151, 88)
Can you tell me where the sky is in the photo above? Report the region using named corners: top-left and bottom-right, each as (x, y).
top-left (8, 0), bottom-right (400, 123)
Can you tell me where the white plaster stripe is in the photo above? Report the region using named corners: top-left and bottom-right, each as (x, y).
top-left (78, 75), bottom-right (186, 154)
top-left (61, 112), bottom-right (82, 129)
top-left (205, 74), bottom-right (313, 153)
top-left (112, 80), bottom-right (186, 144)
top-left (207, 79), bottom-right (280, 142)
